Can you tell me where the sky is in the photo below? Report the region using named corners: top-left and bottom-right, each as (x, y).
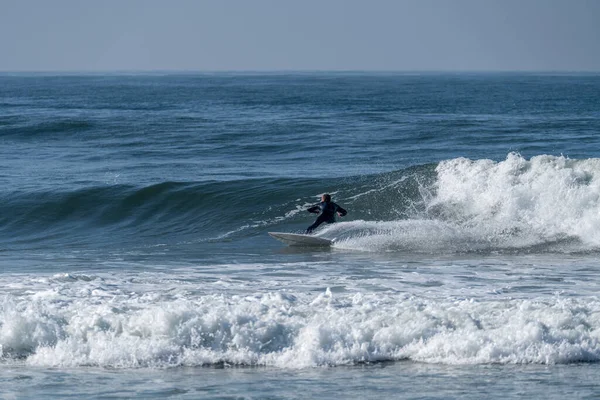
top-left (0, 0), bottom-right (599, 72)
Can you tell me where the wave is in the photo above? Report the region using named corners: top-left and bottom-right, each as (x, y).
top-left (0, 118), bottom-right (96, 138)
top-left (322, 153), bottom-right (600, 254)
top-left (426, 153), bottom-right (600, 251)
top-left (0, 177), bottom-right (332, 247)
top-left (3, 154), bottom-right (600, 253)
top-left (1, 276), bottom-right (599, 368)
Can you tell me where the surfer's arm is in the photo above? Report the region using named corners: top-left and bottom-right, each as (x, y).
top-left (337, 206), bottom-right (347, 217)
top-left (307, 204), bottom-right (320, 214)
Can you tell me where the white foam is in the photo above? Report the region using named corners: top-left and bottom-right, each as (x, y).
top-left (3, 277), bottom-right (600, 369)
top-left (432, 154), bottom-right (600, 246)
top-left (325, 154), bottom-right (600, 253)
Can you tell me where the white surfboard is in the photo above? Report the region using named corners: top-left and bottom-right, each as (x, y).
top-left (268, 232), bottom-right (333, 247)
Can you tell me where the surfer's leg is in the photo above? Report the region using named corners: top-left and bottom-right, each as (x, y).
top-left (306, 221), bottom-right (320, 234)
top-left (306, 215), bottom-right (327, 234)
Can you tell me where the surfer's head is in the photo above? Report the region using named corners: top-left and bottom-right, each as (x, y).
top-left (322, 193), bottom-right (331, 202)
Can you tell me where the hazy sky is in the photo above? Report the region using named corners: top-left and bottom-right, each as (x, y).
top-left (1, 0), bottom-right (599, 71)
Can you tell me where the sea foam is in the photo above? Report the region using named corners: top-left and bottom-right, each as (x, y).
top-left (326, 154), bottom-right (600, 253)
top-left (2, 278), bottom-right (600, 369)
top-left (433, 154), bottom-right (600, 245)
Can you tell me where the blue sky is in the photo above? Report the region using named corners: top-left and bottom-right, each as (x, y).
top-left (1, 0), bottom-right (599, 71)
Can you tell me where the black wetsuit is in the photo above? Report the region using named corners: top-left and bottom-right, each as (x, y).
top-left (306, 201), bottom-right (347, 234)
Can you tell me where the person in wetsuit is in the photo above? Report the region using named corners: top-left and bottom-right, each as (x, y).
top-left (306, 193), bottom-right (347, 234)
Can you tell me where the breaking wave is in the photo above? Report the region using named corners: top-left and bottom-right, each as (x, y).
top-left (1, 273), bottom-right (599, 368)
top-left (3, 153), bottom-right (600, 253)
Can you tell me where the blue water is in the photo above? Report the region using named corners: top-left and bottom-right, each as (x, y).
top-left (2, 72), bottom-right (600, 399)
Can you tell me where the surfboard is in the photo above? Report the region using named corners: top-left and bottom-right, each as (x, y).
top-left (268, 232), bottom-right (333, 247)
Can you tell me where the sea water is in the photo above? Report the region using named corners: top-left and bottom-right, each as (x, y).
top-left (1, 72), bottom-right (600, 398)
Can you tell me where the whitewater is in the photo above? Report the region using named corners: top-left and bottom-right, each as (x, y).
top-left (1, 73), bottom-right (600, 398)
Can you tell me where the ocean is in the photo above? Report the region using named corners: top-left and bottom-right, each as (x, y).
top-left (1, 72), bottom-right (600, 399)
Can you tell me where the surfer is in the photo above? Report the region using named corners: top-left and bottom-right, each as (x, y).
top-left (306, 193), bottom-right (347, 234)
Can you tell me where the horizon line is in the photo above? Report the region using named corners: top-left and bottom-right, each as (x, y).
top-left (1, 68), bottom-right (599, 75)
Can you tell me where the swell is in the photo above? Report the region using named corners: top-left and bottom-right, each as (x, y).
top-left (0, 166), bottom-right (435, 248)
top-left (4, 154), bottom-right (600, 253)
top-left (0, 118), bottom-right (96, 138)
